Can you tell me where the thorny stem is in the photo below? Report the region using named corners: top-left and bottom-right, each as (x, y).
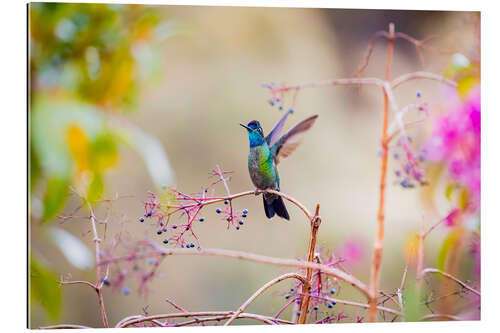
top-left (225, 273), bottom-right (309, 325)
top-left (367, 22), bottom-right (395, 323)
top-left (298, 204), bottom-right (321, 324)
top-left (87, 203), bottom-right (109, 328)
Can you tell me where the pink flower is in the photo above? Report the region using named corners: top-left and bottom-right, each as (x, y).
top-left (339, 240), bottom-right (364, 266)
top-left (425, 87), bottom-right (481, 212)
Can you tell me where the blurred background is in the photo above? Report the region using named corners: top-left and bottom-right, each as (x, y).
top-left (29, 3), bottom-right (480, 327)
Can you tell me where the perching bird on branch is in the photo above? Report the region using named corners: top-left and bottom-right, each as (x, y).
top-left (240, 110), bottom-right (318, 220)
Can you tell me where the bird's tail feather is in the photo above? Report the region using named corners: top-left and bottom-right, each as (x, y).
top-left (263, 195), bottom-right (289, 221)
top-left (263, 196), bottom-right (275, 219)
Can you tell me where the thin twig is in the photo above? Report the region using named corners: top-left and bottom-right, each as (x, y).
top-left (225, 273), bottom-right (309, 325)
top-left (60, 278), bottom-right (96, 290)
top-left (397, 264), bottom-right (408, 312)
top-left (421, 268), bottom-right (481, 296)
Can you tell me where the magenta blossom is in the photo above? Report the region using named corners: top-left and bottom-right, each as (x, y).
top-left (425, 87), bottom-right (480, 212)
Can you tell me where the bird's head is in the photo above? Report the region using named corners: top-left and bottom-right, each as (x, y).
top-left (240, 120), bottom-right (265, 147)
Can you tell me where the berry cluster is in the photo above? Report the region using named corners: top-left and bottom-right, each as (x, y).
top-left (276, 247), bottom-right (349, 322)
top-left (390, 92), bottom-right (430, 189)
top-left (261, 81), bottom-right (295, 114)
top-left (136, 166), bottom-right (249, 248)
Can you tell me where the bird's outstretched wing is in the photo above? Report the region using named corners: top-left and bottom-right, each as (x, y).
top-left (271, 115), bottom-right (318, 164)
top-left (265, 109), bottom-right (294, 147)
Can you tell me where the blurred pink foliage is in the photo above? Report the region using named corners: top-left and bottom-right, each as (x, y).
top-left (425, 86), bottom-right (481, 212)
top-left (339, 239), bottom-right (364, 266)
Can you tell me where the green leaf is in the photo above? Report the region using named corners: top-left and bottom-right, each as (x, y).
top-left (30, 255), bottom-right (62, 321)
top-left (30, 142), bottom-right (41, 193)
top-left (87, 172), bottom-right (104, 203)
top-left (403, 285), bottom-right (422, 322)
top-left (42, 176), bottom-right (69, 221)
top-left (437, 228), bottom-right (464, 271)
top-left (47, 227), bottom-right (94, 270)
top-left (90, 131), bottom-right (119, 172)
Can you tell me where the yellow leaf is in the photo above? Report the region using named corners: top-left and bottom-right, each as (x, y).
top-left (457, 77), bottom-right (479, 96)
top-left (66, 124), bottom-right (90, 173)
top-left (404, 232), bottom-right (420, 265)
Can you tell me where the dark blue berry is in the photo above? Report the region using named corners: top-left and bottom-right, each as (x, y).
top-left (242, 213), bottom-right (247, 218)
top-left (296, 311), bottom-right (301, 316)
top-left (313, 305), bottom-right (319, 311)
top-left (242, 209), bottom-right (248, 215)
top-left (122, 287), bottom-right (130, 295)
top-left (102, 278), bottom-right (110, 286)
top-left (224, 199), bottom-right (229, 205)
top-left (278, 105), bottom-right (283, 110)
top-left (147, 210), bottom-right (153, 217)
top-left (289, 108), bottom-right (294, 114)
top-left (416, 91), bottom-right (422, 98)
top-left (216, 208), bottom-right (222, 214)
top-left (199, 217), bottom-right (205, 222)
top-left (236, 226), bottom-right (240, 230)
top-left (172, 224), bottom-right (177, 229)
top-left (139, 217), bottom-right (144, 222)
top-left (290, 287), bottom-right (295, 292)
top-left (285, 294), bottom-right (290, 299)
top-left (238, 220), bottom-right (243, 225)
top-left (157, 229), bottom-right (162, 235)
top-left (327, 303), bottom-right (334, 308)
top-left (269, 99), bottom-right (275, 106)
top-left (163, 239), bottom-right (169, 244)
top-left (330, 288), bottom-right (335, 295)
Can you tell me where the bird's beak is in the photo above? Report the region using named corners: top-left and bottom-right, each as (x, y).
top-left (239, 123), bottom-right (252, 131)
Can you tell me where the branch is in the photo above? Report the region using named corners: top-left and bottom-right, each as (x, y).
top-left (87, 203), bottom-right (109, 328)
top-left (391, 71), bottom-right (457, 89)
top-left (298, 204), bottom-right (321, 324)
top-left (299, 292), bottom-right (402, 317)
top-left (421, 268), bottom-right (480, 296)
top-left (367, 22), bottom-right (395, 323)
top-left (101, 246), bottom-right (370, 299)
top-left (225, 272), bottom-right (309, 325)
top-left (39, 324), bottom-right (92, 329)
top-left (117, 311), bottom-right (293, 327)
top-left (421, 313), bottom-right (462, 321)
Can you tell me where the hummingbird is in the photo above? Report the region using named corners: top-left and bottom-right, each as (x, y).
top-left (240, 110), bottom-right (318, 220)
